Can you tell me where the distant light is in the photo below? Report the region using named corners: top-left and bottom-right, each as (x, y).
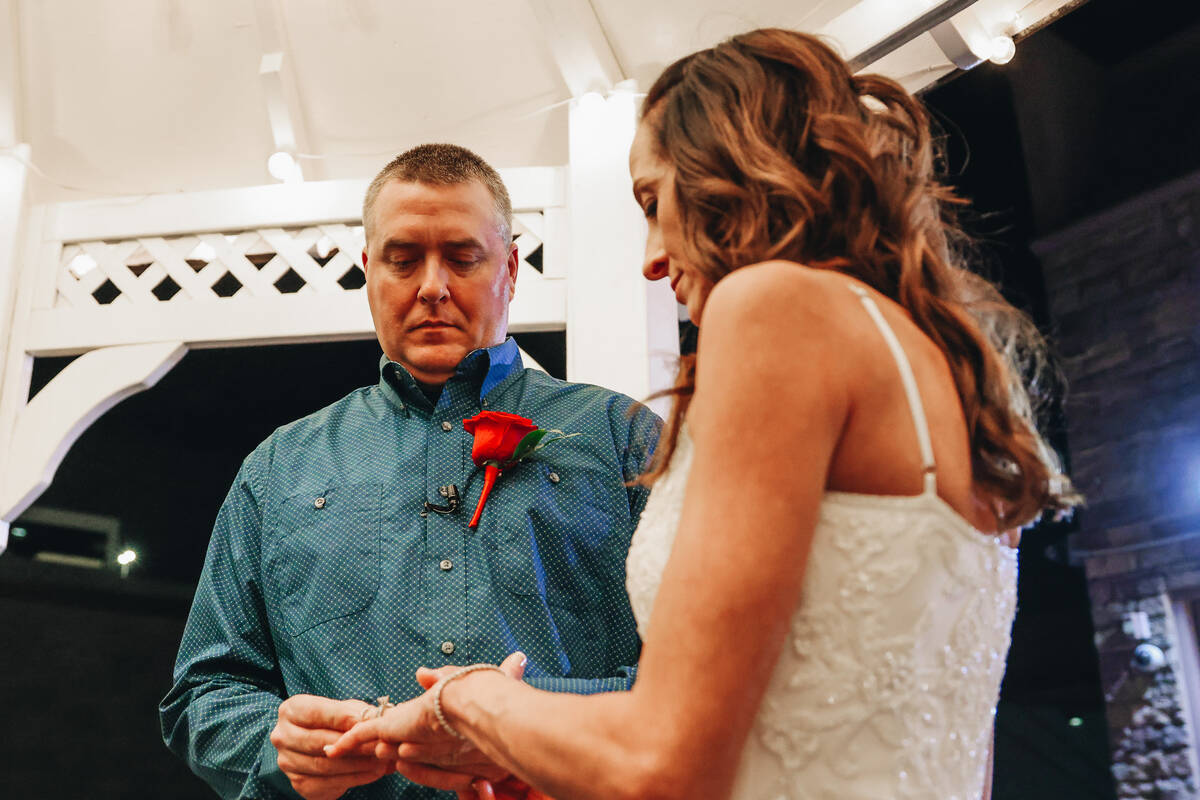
top-left (988, 36), bottom-right (1016, 65)
top-left (267, 151), bottom-right (301, 182)
top-left (68, 253), bottom-right (98, 278)
top-left (1068, 716), bottom-right (1084, 727)
top-left (117, 549), bottom-right (137, 566)
top-left (11, 527), bottom-right (26, 538)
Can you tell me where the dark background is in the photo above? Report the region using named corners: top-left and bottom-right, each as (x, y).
top-left (4, 0), bottom-right (1200, 796)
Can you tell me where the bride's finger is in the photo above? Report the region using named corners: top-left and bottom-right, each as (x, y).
top-left (325, 719), bottom-right (381, 757)
top-left (498, 651), bottom-right (527, 680)
top-left (396, 740), bottom-right (464, 761)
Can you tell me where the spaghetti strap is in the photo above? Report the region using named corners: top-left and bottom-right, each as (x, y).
top-left (846, 284), bottom-right (938, 495)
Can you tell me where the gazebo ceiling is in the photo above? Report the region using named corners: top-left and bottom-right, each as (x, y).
top-left (7, 0), bottom-right (1082, 203)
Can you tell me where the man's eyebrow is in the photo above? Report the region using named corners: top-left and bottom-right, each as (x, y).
top-left (381, 238), bottom-right (419, 250)
top-left (442, 238), bottom-right (487, 250)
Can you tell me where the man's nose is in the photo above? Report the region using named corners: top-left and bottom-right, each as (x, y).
top-left (416, 260), bottom-right (450, 303)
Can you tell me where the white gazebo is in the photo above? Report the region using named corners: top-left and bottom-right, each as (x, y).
top-left (0, 0), bottom-right (1081, 549)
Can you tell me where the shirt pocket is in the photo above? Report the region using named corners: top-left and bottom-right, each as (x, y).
top-left (266, 483), bottom-right (382, 637)
top-left (486, 462), bottom-right (619, 609)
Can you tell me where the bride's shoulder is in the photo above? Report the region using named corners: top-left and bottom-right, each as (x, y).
top-left (692, 261), bottom-right (857, 435)
top-left (701, 261), bottom-right (866, 346)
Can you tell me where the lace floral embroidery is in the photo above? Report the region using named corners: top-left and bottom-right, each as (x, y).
top-left (625, 430), bottom-right (1018, 800)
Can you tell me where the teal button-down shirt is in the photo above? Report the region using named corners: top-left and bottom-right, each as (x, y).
top-left (161, 338), bottom-right (660, 799)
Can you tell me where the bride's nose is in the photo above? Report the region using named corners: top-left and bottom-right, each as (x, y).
top-left (642, 234), bottom-right (669, 281)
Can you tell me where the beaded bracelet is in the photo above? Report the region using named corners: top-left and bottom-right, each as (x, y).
top-left (432, 663), bottom-right (506, 740)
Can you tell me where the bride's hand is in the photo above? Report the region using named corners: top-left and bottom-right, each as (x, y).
top-left (324, 653), bottom-right (527, 796)
top-left (396, 652), bottom-right (526, 766)
top-left (326, 694), bottom-right (496, 794)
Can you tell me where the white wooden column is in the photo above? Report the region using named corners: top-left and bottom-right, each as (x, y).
top-left (565, 88), bottom-right (679, 416)
top-left (0, 150), bottom-right (28, 553)
top-left (0, 0), bottom-right (27, 551)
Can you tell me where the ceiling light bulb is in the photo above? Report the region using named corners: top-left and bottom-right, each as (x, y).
top-left (989, 36), bottom-right (1016, 65)
top-left (117, 549), bottom-right (137, 565)
top-left (267, 151), bottom-right (298, 182)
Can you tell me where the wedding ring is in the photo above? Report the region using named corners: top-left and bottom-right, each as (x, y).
top-left (375, 695), bottom-right (395, 718)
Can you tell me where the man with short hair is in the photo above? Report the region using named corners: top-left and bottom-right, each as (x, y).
top-left (161, 143), bottom-right (659, 799)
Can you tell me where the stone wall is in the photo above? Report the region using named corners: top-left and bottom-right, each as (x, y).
top-left (1090, 579), bottom-right (1196, 798)
top-left (1036, 170), bottom-right (1200, 799)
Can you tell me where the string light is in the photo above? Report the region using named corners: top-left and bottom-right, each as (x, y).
top-left (267, 151), bottom-right (301, 183)
top-left (988, 35), bottom-right (1016, 65)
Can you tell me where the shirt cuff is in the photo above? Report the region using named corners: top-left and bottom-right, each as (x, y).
top-left (252, 732), bottom-right (303, 799)
top-left (526, 666), bottom-right (636, 695)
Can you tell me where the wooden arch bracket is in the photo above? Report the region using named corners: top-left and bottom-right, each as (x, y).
top-left (0, 341), bottom-right (187, 553)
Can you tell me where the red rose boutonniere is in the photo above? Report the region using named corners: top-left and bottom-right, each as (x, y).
top-left (462, 410), bottom-right (579, 528)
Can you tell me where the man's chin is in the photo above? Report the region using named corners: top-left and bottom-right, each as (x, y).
top-left (399, 345), bottom-right (470, 384)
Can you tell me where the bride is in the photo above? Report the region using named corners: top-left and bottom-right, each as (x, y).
top-left (327, 28), bottom-right (1078, 800)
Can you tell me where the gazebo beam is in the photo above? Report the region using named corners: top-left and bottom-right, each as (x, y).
top-left (527, 0), bottom-right (625, 97)
top-left (253, 0), bottom-right (316, 180)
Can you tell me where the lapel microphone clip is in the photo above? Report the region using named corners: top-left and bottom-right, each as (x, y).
top-left (422, 484), bottom-right (460, 517)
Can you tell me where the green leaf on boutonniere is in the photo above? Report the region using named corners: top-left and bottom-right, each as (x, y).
top-left (511, 429), bottom-right (550, 462)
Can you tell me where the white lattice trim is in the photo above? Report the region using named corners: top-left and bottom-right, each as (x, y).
top-left (27, 271), bottom-right (565, 356)
top-left (39, 173), bottom-right (564, 355)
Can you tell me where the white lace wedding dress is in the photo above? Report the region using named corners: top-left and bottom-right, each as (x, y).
top-left (625, 286), bottom-right (1019, 800)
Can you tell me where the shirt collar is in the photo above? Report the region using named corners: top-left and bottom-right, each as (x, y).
top-left (377, 337), bottom-right (523, 413)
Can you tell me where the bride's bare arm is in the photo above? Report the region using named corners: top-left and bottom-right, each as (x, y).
top-left (331, 265), bottom-right (853, 800)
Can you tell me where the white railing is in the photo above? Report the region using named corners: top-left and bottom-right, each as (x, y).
top-left (1, 169), bottom-right (569, 528)
top-left (25, 171), bottom-right (567, 356)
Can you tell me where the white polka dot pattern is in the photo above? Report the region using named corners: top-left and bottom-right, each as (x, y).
top-left (160, 338), bottom-right (660, 798)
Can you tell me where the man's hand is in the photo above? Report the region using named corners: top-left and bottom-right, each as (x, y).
top-left (271, 694), bottom-right (393, 800)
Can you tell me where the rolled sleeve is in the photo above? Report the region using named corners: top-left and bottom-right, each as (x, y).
top-left (160, 454), bottom-right (299, 799)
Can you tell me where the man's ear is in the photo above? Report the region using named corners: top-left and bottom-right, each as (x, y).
top-left (505, 241), bottom-right (519, 297)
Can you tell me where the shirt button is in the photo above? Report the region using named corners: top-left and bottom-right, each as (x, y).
top-left (439, 559), bottom-right (453, 571)
top-left (548, 472), bottom-right (560, 484)
top-left (441, 421), bottom-right (452, 432)
top-left (441, 641), bottom-right (456, 655)
top-left (314, 497), bottom-right (326, 509)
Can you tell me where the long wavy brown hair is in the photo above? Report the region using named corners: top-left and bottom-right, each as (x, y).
top-left (638, 28), bottom-right (1079, 529)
